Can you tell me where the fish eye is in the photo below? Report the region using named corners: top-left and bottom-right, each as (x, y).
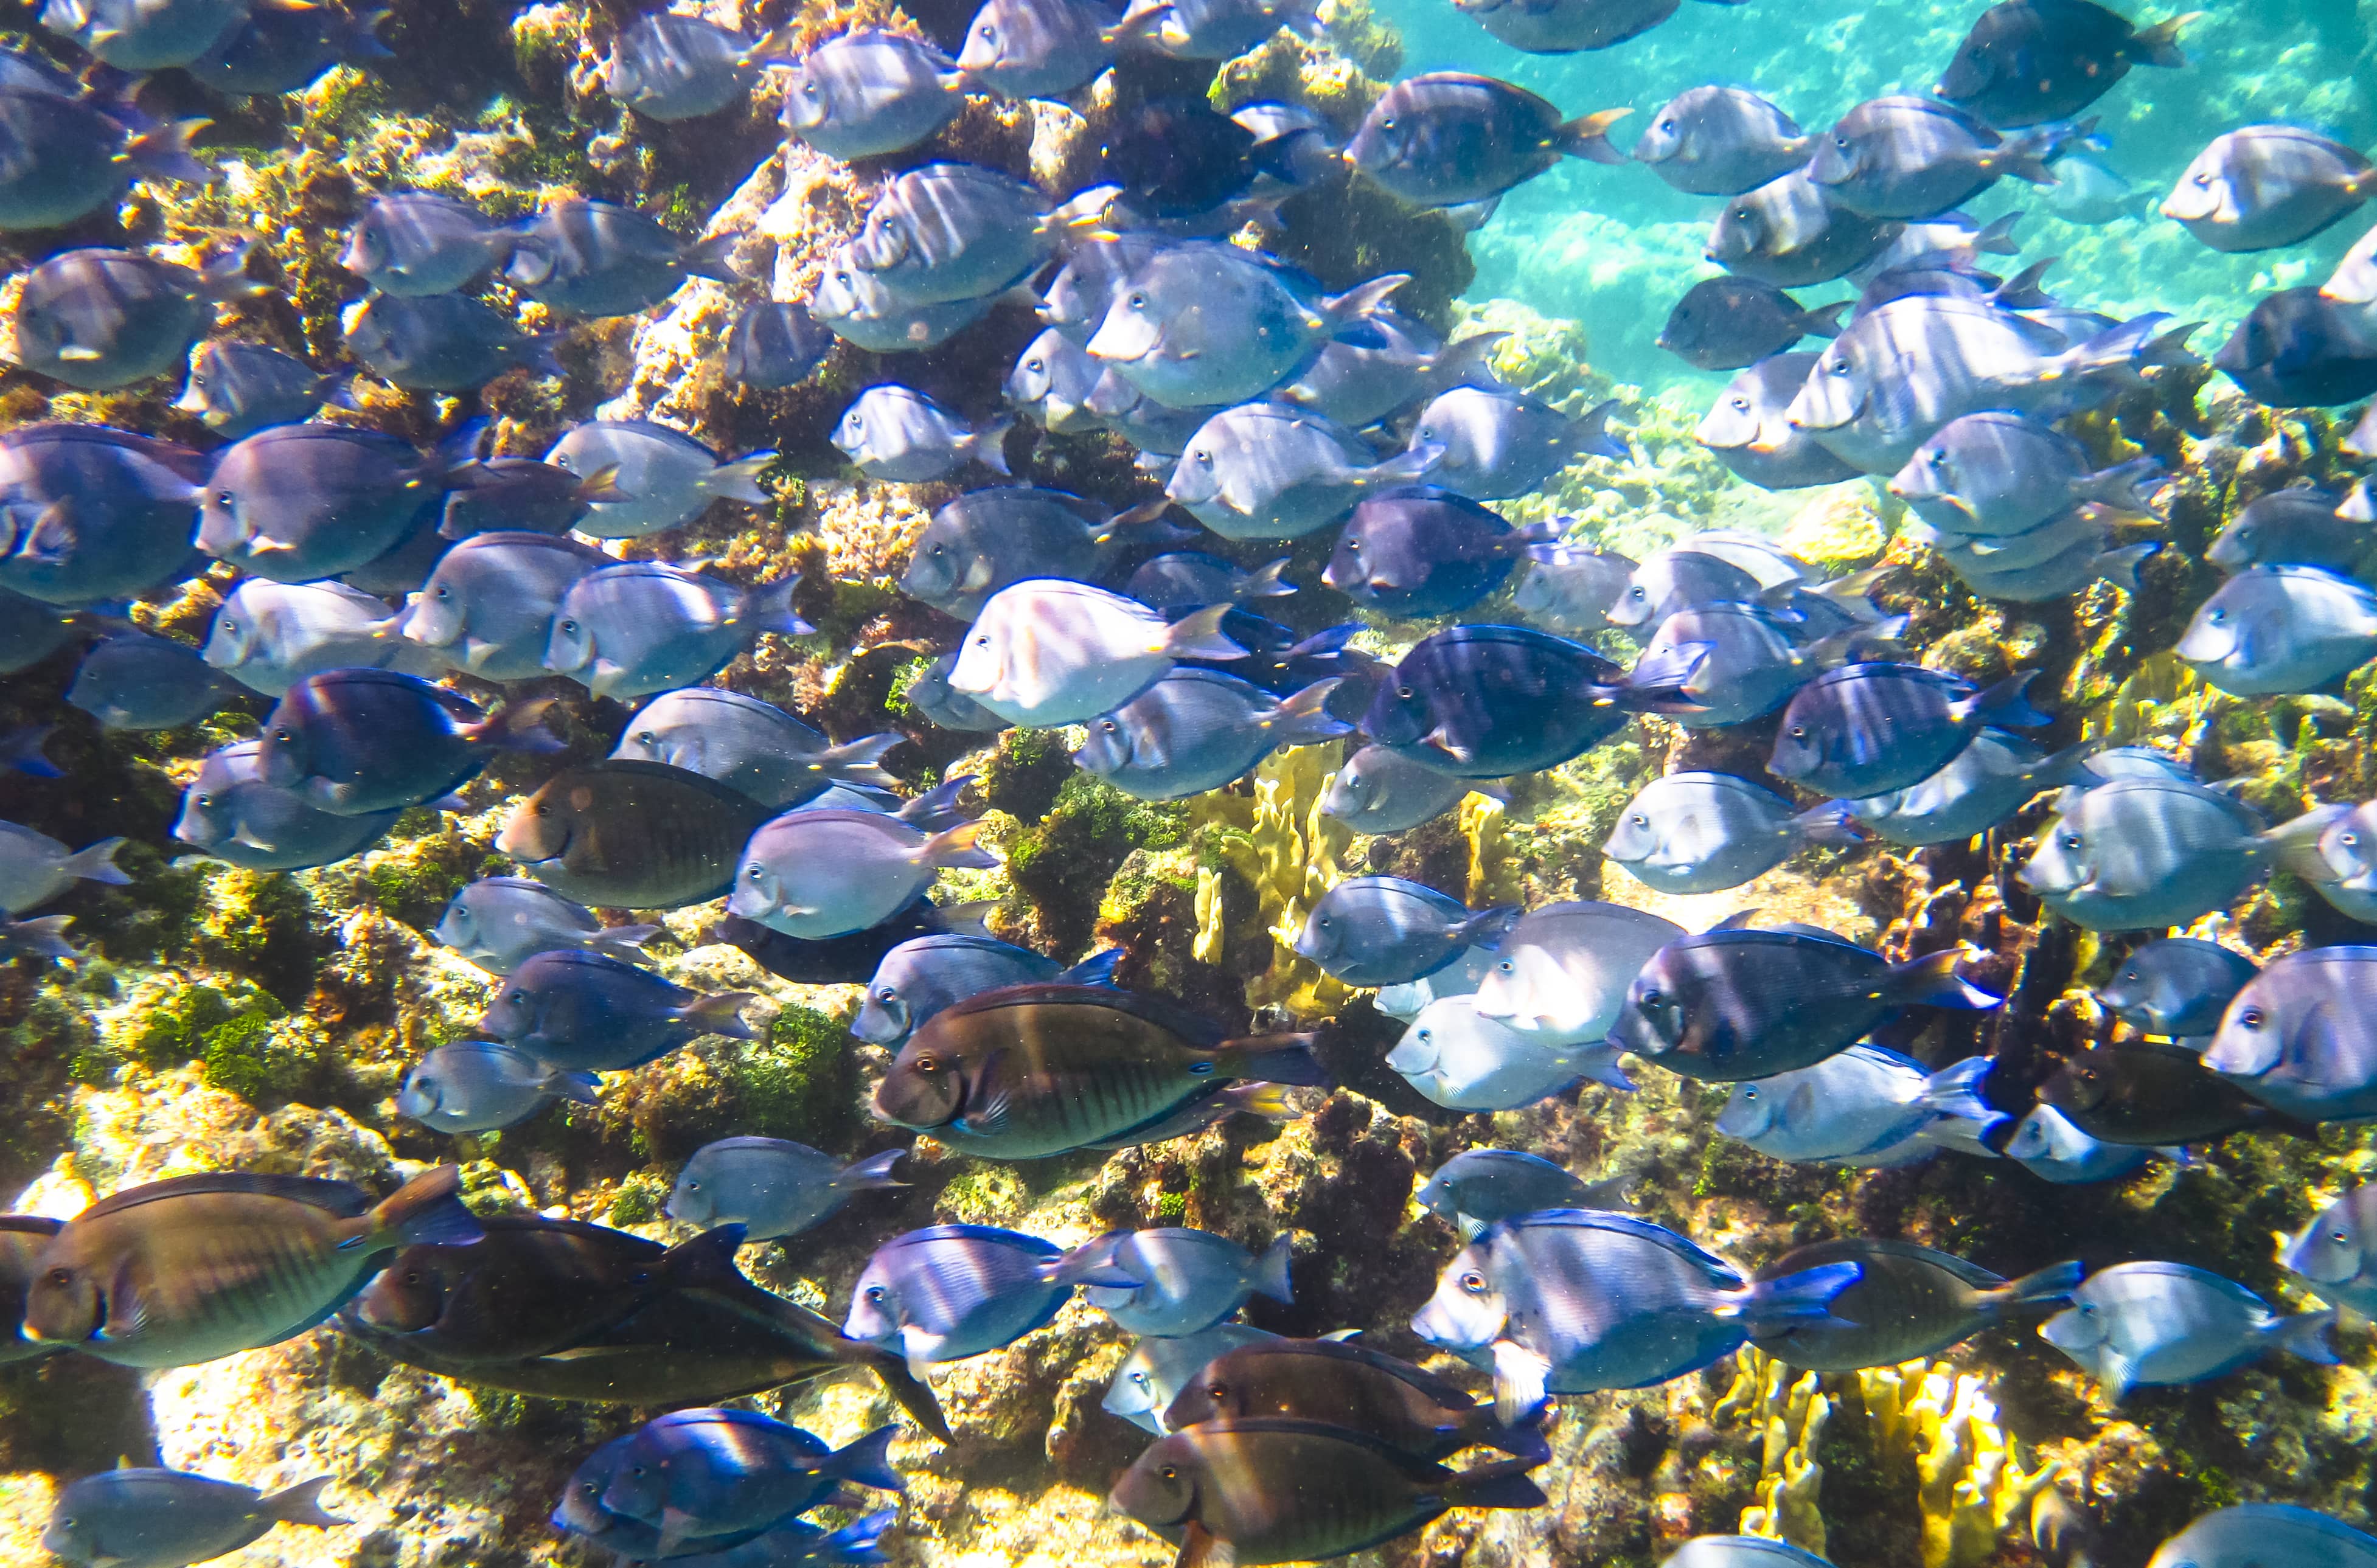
top-left (1743, 1086), bottom-right (1758, 1100)
top-left (434, 585), bottom-right (450, 598)
top-left (214, 490), bottom-right (234, 507)
top-left (192, 372), bottom-right (209, 387)
top-left (1027, 358), bottom-right (1043, 372)
top-left (914, 1056), bottom-right (938, 1072)
top-left (2194, 171), bottom-right (2212, 187)
top-left (1730, 396), bottom-right (1749, 411)
top-left (2239, 1007), bottom-right (2264, 1029)
top-left (1460, 1270), bottom-right (1486, 1292)
top-left (1641, 988), bottom-right (1662, 1006)
top-left (974, 634), bottom-right (990, 646)
top-left (2207, 608), bottom-right (2225, 623)
top-left (1630, 813), bottom-right (1648, 827)
top-left (2060, 832), bottom-right (2082, 850)
top-left (1787, 725), bottom-right (1805, 738)
top-left (1160, 1466), bottom-right (1180, 1482)
top-left (507, 990), bottom-right (524, 1004)
top-left (1497, 959), bottom-right (1512, 973)
top-left (1206, 1382), bottom-right (1226, 1398)
top-left (403, 1269), bottom-right (422, 1285)
top-left (866, 1284), bottom-right (887, 1302)
top-left (1417, 1028), bottom-right (1432, 1042)
top-left (747, 865), bottom-right (764, 879)
top-left (273, 727), bottom-right (292, 741)
top-left (1132, 1371), bottom-right (1149, 1387)
top-left (1659, 119), bottom-right (1674, 132)
top-left (560, 619), bottom-right (579, 634)
top-left (1381, 117), bottom-right (1397, 130)
top-left (195, 793), bottom-right (214, 807)
top-left (46, 1267), bottom-right (71, 1287)
top-left (535, 803), bottom-right (550, 817)
top-left (1830, 361), bottom-right (1851, 376)
top-left (1396, 685), bottom-right (1414, 699)
top-left (804, 82), bottom-right (820, 95)
top-left (849, 415), bottom-right (863, 431)
top-left (1101, 720), bottom-right (1119, 732)
top-left (2337, 1230), bottom-right (2351, 1244)
top-left (1832, 134), bottom-right (1849, 148)
top-left (1128, 293), bottom-right (1146, 308)
top-left (2346, 833), bottom-right (2362, 847)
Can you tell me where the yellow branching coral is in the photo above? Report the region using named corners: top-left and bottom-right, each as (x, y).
top-left (2086, 650), bottom-right (2216, 751)
top-left (1715, 1348), bottom-right (1830, 1557)
top-left (1857, 1360), bottom-right (2061, 1568)
top-left (1461, 794), bottom-right (1525, 909)
top-left (1189, 744), bottom-right (1354, 1018)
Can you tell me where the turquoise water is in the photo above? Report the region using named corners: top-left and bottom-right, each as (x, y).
top-left (1368, 0), bottom-right (2377, 389)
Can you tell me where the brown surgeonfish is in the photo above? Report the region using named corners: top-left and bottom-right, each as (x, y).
top-left (1749, 1238), bottom-right (2081, 1371)
top-left (495, 758), bottom-right (770, 909)
top-left (1109, 1416), bottom-right (1547, 1568)
top-left (0, 1215), bottom-right (63, 1363)
top-left (339, 1214), bottom-right (952, 1440)
top-left (872, 983), bottom-right (1323, 1159)
top-left (1160, 1336), bottom-right (1549, 1462)
top-left (23, 1167), bottom-right (482, 1369)
top-left (2039, 1040), bottom-right (2318, 1147)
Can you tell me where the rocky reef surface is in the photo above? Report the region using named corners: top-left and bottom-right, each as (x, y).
top-left (1, 2), bottom-right (2375, 1567)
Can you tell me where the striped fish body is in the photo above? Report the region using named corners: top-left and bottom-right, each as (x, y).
top-left (876, 985), bottom-right (1317, 1159)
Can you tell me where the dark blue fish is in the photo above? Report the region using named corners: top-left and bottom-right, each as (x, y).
top-left (41, 1468), bottom-right (346, 1568)
top-left (593, 1411), bottom-right (899, 1555)
top-left (2204, 487), bottom-right (2368, 572)
top-left (389, 529), bottom-right (607, 680)
top-left (505, 198), bottom-right (738, 317)
top-left (0, 725), bottom-right (59, 777)
top-left (723, 300), bottom-right (834, 389)
top-left (66, 632), bottom-right (231, 730)
top-left (843, 1224), bottom-right (1136, 1365)
top-left (1360, 624), bottom-right (1698, 779)
top-left (1607, 915), bottom-right (2002, 1081)
top-left (186, 3), bottom-right (392, 94)
top-left (1659, 278), bottom-right (1846, 372)
top-left (1100, 96), bottom-right (1276, 221)
top-left (2098, 937), bottom-right (2258, 1038)
top-left (343, 291), bottom-right (560, 390)
top-left (196, 421), bottom-right (465, 585)
top-left (0, 83), bottom-right (202, 232)
top-left (397, 1041), bottom-right (599, 1134)
top-left (12, 245), bottom-right (260, 390)
top-left (1345, 72), bottom-right (1626, 209)
top-left (2213, 288), bottom-right (2377, 408)
top-left (1292, 875), bottom-right (1517, 987)
top-left (0, 589), bottom-right (75, 673)
top-left (437, 457), bottom-right (618, 539)
top-left (479, 949), bottom-right (757, 1072)
top-left (257, 667), bottom-right (560, 816)
top-left (1769, 662), bottom-right (2048, 796)
top-left (1805, 96), bottom-right (2060, 221)
top-left (1323, 487), bottom-right (1556, 616)
top-left (430, 875), bottom-right (659, 976)
top-left (1122, 552), bottom-right (1293, 612)
top-left (852, 935), bottom-right (1120, 1045)
top-left (1415, 1149), bottom-right (1609, 1237)
top-left (1938, 0), bottom-right (2195, 127)
top-left (173, 340), bottom-right (339, 437)
top-left (0, 423), bottom-right (205, 608)
top-left (1695, 353), bottom-right (1865, 491)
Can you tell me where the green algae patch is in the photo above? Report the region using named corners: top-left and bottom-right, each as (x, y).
top-left (738, 1005), bottom-right (860, 1148)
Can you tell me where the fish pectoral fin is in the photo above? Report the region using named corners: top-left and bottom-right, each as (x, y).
top-left (1173, 1521), bottom-right (1228, 1568)
top-left (959, 557), bottom-right (996, 592)
top-left (1489, 1337), bottom-right (1550, 1426)
top-left (958, 1069), bottom-right (1014, 1137)
top-left (531, 1345), bottom-right (643, 1362)
top-left (655, 1508), bottom-right (702, 1558)
top-left (898, 1324), bottom-right (940, 1383)
top-left (2094, 1348), bottom-right (2135, 1404)
top-left (100, 1255), bottom-right (150, 1342)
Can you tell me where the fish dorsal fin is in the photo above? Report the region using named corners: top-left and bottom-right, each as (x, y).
top-left (73, 1172), bottom-right (374, 1223)
top-left (1710, 909), bottom-right (1759, 932)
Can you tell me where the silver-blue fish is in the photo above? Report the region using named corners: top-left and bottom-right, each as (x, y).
top-left (428, 875), bottom-right (660, 976)
top-left (397, 1041), bottom-right (599, 1133)
top-left (666, 1139), bottom-right (907, 1240)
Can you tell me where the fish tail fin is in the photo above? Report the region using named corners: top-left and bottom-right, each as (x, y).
top-left (1, 724), bottom-right (61, 779)
top-left (1958, 669), bottom-right (2051, 730)
top-left (824, 1424), bottom-right (905, 1492)
top-left (475, 696), bottom-right (566, 755)
top-left (835, 1147), bottom-right (910, 1192)
top-left (681, 231), bottom-right (742, 283)
top-left (572, 462), bottom-right (630, 504)
top-left (2275, 1307), bottom-right (2340, 1365)
top-left (1160, 602), bottom-right (1248, 662)
top-left (3, 915), bottom-right (77, 960)
top-left (260, 1476), bottom-right (349, 1528)
top-left (542, 1069), bottom-right (602, 1106)
top-left (1988, 257), bottom-right (2060, 311)
top-left (1489, 1339), bottom-right (1551, 1426)
top-left (1967, 211), bottom-right (2023, 255)
top-left (707, 449), bottom-right (781, 505)
top-left (2266, 802), bottom-right (2350, 881)
top-left (586, 922), bottom-right (663, 963)
top-left (2139, 321), bottom-right (2202, 367)
top-left (1049, 1236), bottom-right (1142, 1289)
top-left (58, 837), bottom-right (131, 886)
top-left (1800, 299), bottom-right (1852, 339)
top-left (1470, 1402), bottom-right (1553, 1463)
top-left (1269, 679), bottom-right (1352, 746)
top-left (682, 990), bottom-right (760, 1041)
top-left (1453, 904), bottom-right (1524, 951)
top-left (1215, 1030), bottom-right (1324, 1086)
top-left (1567, 398), bottom-right (1629, 462)
top-left (657, 1224), bottom-right (752, 1291)
top-left (431, 417), bottom-right (493, 476)
top-left (896, 774), bottom-right (975, 832)
top-left (2041, 311), bottom-right (2177, 384)
top-left (866, 1348), bottom-right (953, 1442)
top-left (1740, 1260), bottom-right (1862, 1330)
top-left (740, 573), bottom-right (815, 637)
top-left (1429, 330), bottom-right (1509, 389)
top-left (1885, 946), bottom-right (2003, 1010)
top-left (1236, 558), bottom-right (1297, 598)
top-left (2128, 10), bottom-right (2201, 67)
top-left (1991, 128), bottom-right (2062, 187)
top-left (125, 117), bottom-right (212, 184)
top-left (816, 733), bottom-right (907, 791)
top-left (1789, 799), bottom-right (1864, 848)
top-left (1321, 274), bottom-right (1409, 327)
top-left (916, 817), bottom-right (999, 871)
top-left (1369, 442), bottom-right (1444, 484)
top-left (2078, 456), bottom-right (2168, 514)
top-left (198, 239), bottom-right (270, 301)
top-left (1443, 1457), bottom-right (1550, 1510)
top-left (1916, 1053), bottom-right (2000, 1117)
top-left (521, 330), bottom-right (566, 379)
top-left (1057, 948), bottom-right (1124, 985)
top-left (1219, 1080), bottom-right (1298, 1122)
top-left (1986, 1260), bottom-right (2084, 1315)
top-left (1556, 107), bottom-right (1632, 165)
top-left (1250, 1234), bottom-right (1295, 1303)
top-left (2090, 541), bottom-right (2157, 592)
top-left (363, 1164), bottom-right (484, 1250)
top-left (823, 1508), bottom-right (898, 1566)
top-left (966, 416), bottom-right (1014, 476)
top-left (344, 7), bottom-right (397, 58)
